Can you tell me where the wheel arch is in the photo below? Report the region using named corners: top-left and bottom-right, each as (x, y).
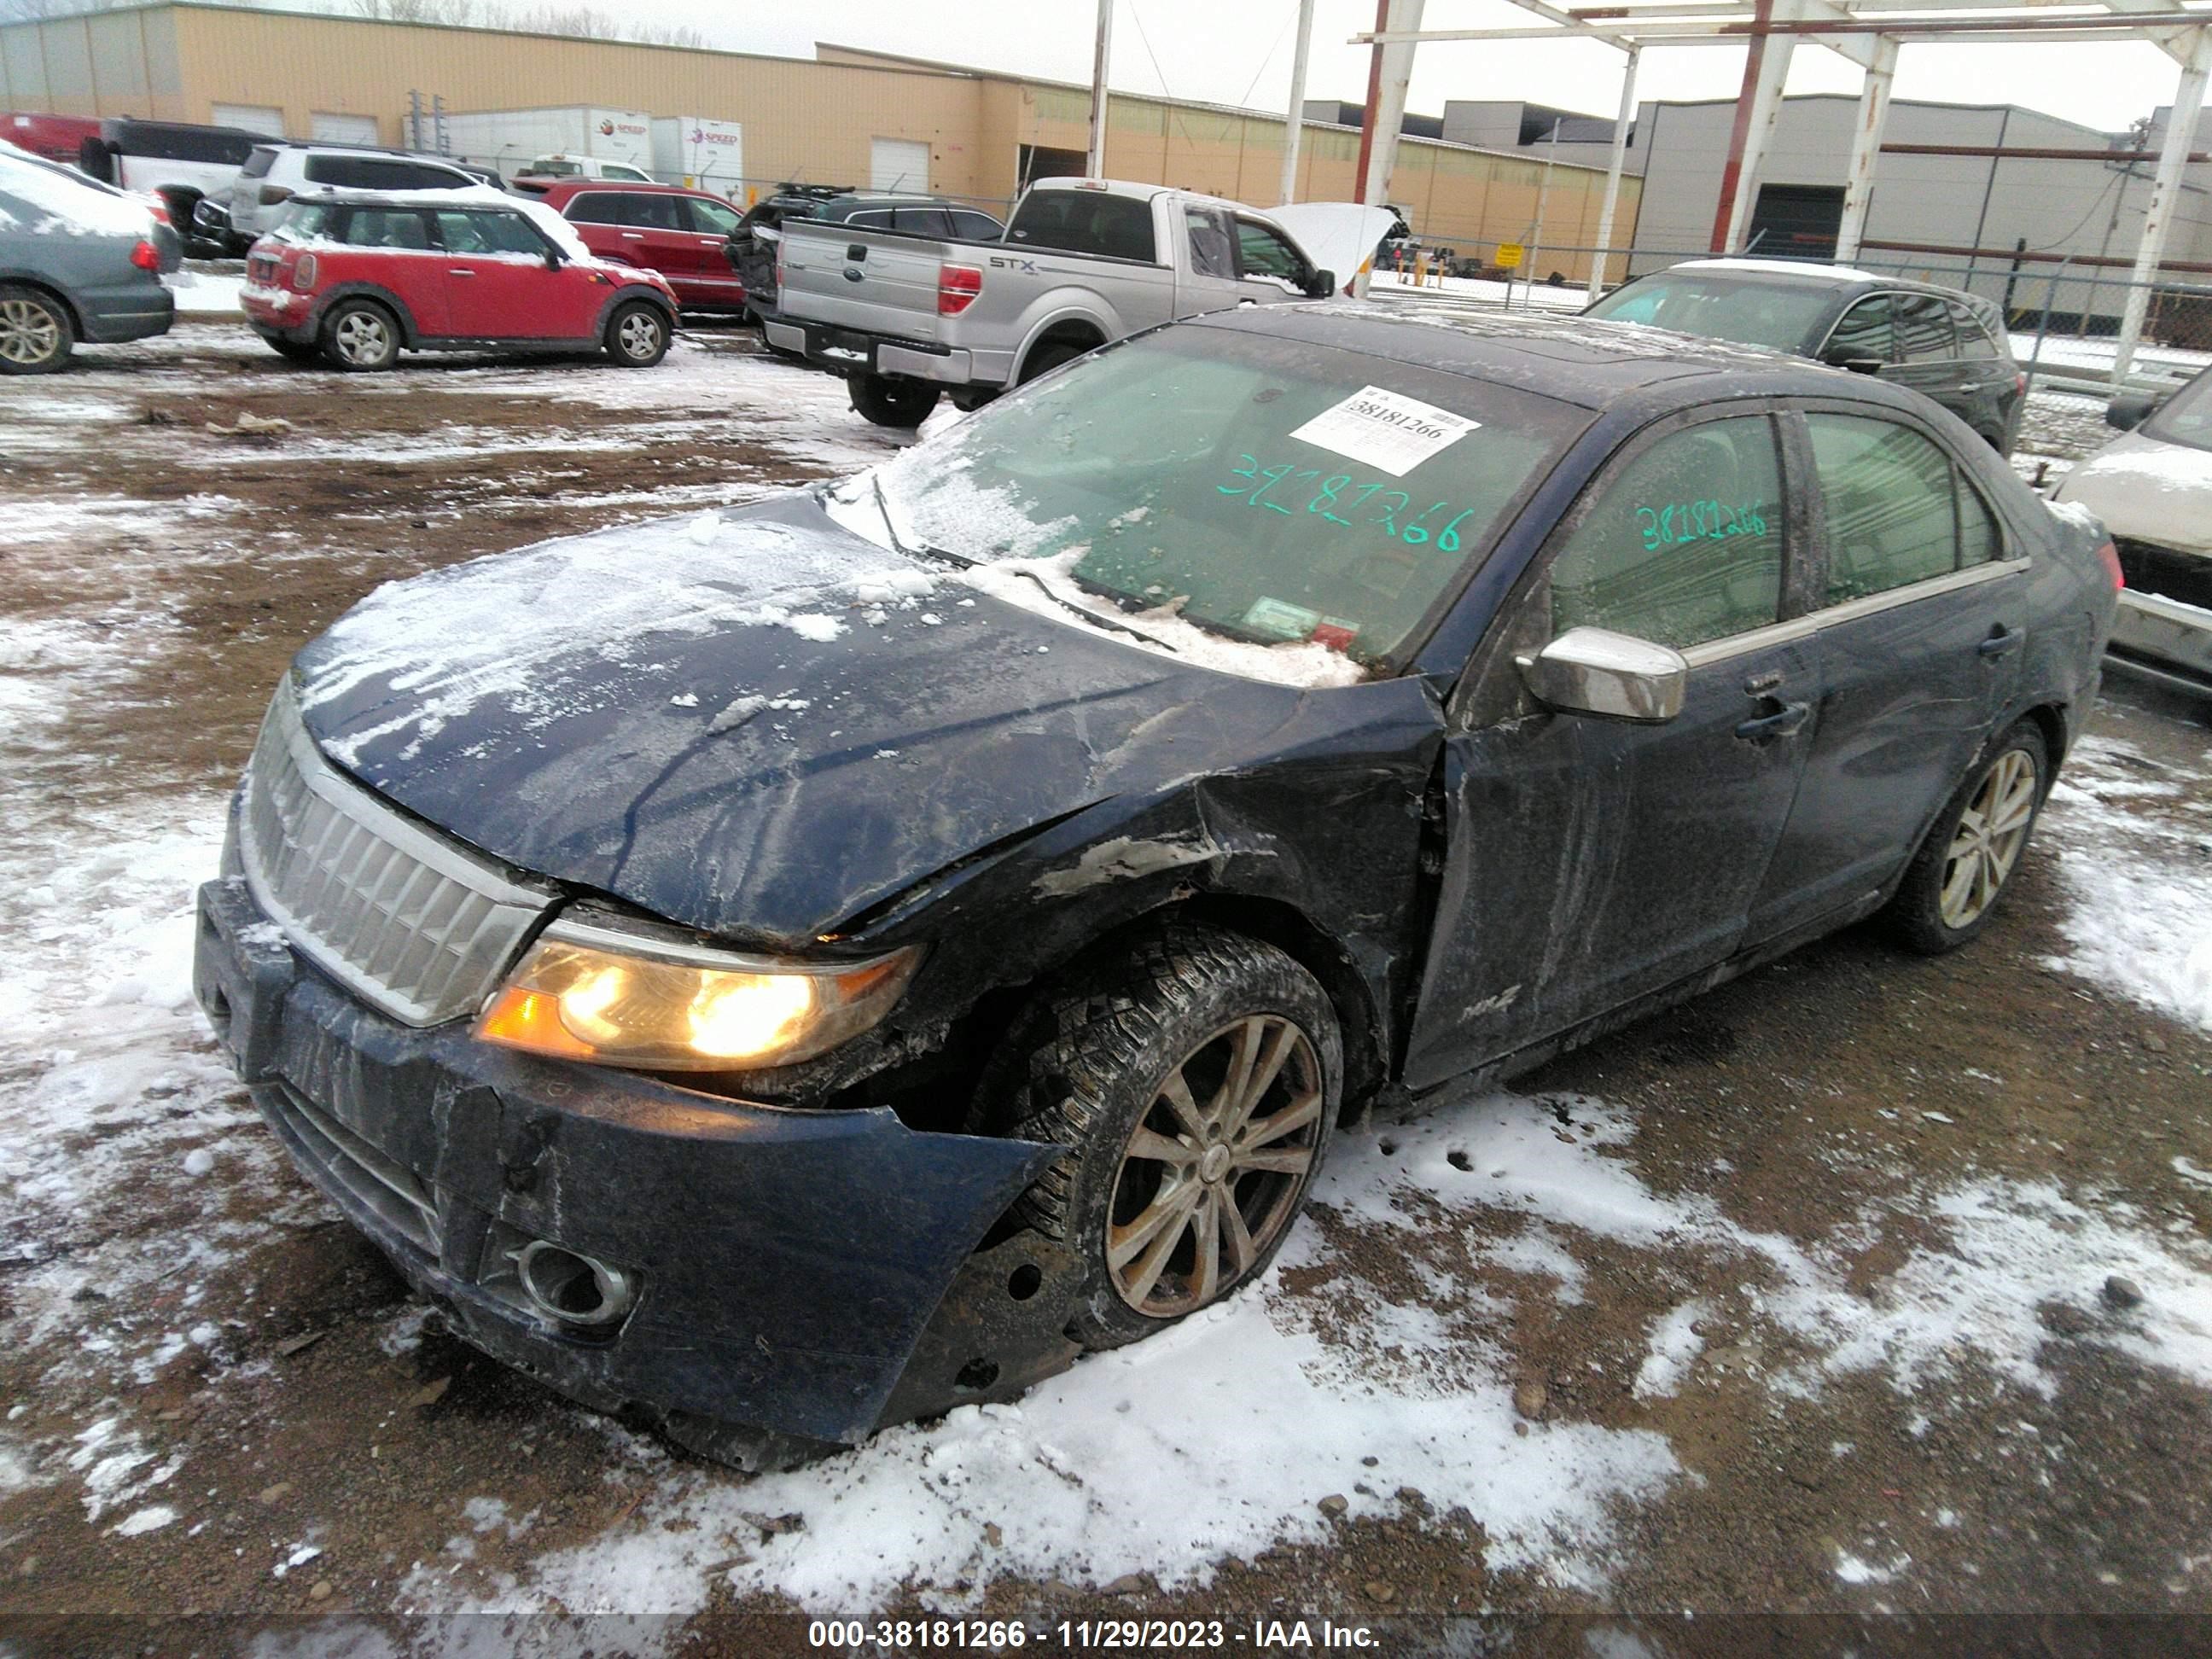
top-left (0, 274), bottom-right (84, 337)
top-left (1011, 308), bottom-right (1109, 382)
top-left (316, 283), bottom-right (420, 347)
top-left (594, 285), bottom-right (677, 338)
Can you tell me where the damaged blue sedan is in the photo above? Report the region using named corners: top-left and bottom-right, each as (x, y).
top-left (195, 306), bottom-right (2117, 1464)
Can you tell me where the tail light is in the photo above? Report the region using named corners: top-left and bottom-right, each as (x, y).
top-left (2095, 539), bottom-right (2124, 592)
top-left (129, 239), bottom-right (160, 271)
top-left (258, 184), bottom-right (292, 207)
top-left (2016, 371), bottom-right (2028, 399)
top-left (293, 253), bottom-right (318, 290)
top-left (937, 263), bottom-right (982, 317)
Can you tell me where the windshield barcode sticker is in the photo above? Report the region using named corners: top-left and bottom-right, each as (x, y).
top-left (1289, 386), bottom-right (1479, 477)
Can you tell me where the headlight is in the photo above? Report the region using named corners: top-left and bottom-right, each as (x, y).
top-left (474, 918), bottom-right (919, 1072)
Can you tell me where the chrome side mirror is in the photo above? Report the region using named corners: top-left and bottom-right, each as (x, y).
top-left (1516, 627), bottom-right (1688, 723)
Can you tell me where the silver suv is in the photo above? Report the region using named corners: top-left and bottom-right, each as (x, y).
top-left (225, 144), bottom-right (489, 249)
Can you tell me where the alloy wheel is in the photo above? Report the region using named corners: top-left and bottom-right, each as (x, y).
top-left (1939, 748), bottom-right (2038, 929)
top-left (0, 297), bottom-right (62, 367)
top-left (1106, 1014), bottom-right (1324, 1317)
top-left (618, 311), bottom-right (663, 360)
top-left (334, 311), bottom-right (391, 365)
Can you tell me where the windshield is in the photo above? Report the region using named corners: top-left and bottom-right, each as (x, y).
top-left (2144, 370), bottom-right (2212, 453)
top-left (860, 324), bottom-right (1587, 678)
top-left (1586, 271), bottom-right (1837, 353)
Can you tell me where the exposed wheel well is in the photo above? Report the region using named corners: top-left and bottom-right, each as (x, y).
top-left (2018, 701), bottom-right (2069, 777)
top-left (1017, 321), bottom-right (1105, 380)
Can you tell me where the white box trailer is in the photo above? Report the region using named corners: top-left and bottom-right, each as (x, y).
top-left (442, 106), bottom-right (655, 181)
top-left (651, 116), bottom-right (743, 196)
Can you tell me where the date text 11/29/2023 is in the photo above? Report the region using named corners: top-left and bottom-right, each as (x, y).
top-left (805, 1617), bottom-right (1383, 1650)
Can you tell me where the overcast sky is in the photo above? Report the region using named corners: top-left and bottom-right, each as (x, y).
top-left (678, 1), bottom-right (2185, 137)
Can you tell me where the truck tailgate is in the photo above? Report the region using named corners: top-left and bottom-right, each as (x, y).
top-left (778, 223), bottom-right (953, 343)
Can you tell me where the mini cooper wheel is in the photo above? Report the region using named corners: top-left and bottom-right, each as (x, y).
top-left (0, 285), bottom-right (73, 375)
top-left (1886, 719), bottom-right (2049, 954)
top-left (605, 301), bottom-right (671, 368)
top-left (323, 300), bottom-right (400, 371)
top-left (978, 922), bottom-right (1340, 1348)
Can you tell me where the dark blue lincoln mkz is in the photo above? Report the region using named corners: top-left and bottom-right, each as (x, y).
top-left (196, 306), bottom-right (2117, 1464)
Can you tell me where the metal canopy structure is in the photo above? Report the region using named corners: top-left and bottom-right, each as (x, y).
top-left (1351, 0), bottom-right (2212, 379)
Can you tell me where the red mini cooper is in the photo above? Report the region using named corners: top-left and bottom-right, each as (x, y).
top-left (242, 189), bottom-right (679, 370)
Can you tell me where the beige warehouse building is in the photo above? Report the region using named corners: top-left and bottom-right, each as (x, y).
top-left (0, 2), bottom-right (1642, 282)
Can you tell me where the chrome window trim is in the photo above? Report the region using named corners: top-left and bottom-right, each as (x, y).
top-left (1679, 556), bottom-right (2030, 669)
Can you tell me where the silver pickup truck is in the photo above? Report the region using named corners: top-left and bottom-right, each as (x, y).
top-left (765, 178), bottom-right (1338, 427)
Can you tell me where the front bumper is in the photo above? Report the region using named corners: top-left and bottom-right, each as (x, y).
top-left (763, 316), bottom-right (983, 386)
top-left (194, 872), bottom-right (1073, 1447)
top-left (2108, 542), bottom-right (2212, 697)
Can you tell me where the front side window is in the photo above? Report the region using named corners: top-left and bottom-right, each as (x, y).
top-left (1825, 296), bottom-right (1894, 364)
top-left (1893, 294), bottom-right (1957, 363)
top-left (1007, 189), bottom-right (1157, 263)
top-left (685, 197), bottom-right (741, 236)
top-left (1809, 413), bottom-right (1968, 601)
top-left (1546, 416), bottom-right (1787, 649)
top-left (867, 326), bottom-right (1587, 672)
top-left (1584, 272), bottom-right (1837, 352)
top-left (436, 210), bottom-right (542, 257)
top-left (1236, 218), bottom-right (1307, 285)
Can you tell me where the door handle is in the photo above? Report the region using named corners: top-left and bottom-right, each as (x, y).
top-left (448, 268), bottom-right (474, 276)
top-left (622, 232), bottom-right (645, 240)
top-left (1977, 625), bottom-right (2023, 659)
top-left (1736, 701), bottom-right (1811, 742)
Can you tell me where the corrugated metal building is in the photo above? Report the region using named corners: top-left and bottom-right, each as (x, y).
top-left (0, 3), bottom-right (1644, 279)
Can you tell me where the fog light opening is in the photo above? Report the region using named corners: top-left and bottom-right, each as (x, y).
top-left (954, 1358), bottom-right (1000, 1392)
top-left (514, 1241), bottom-right (633, 1327)
top-left (1006, 1264), bottom-right (1042, 1301)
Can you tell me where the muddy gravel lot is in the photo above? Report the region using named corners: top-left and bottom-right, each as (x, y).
top-left (1, 317), bottom-right (2209, 1658)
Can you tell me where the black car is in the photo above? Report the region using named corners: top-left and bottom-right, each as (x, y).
top-left (195, 306), bottom-right (2114, 1467)
top-left (725, 186), bottom-right (1005, 326)
top-left (1584, 259), bottom-right (2027, 455)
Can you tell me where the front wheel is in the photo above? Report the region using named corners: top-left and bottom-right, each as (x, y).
top-left (849, 371), bottom-right (939, 428)
top-left (976, 923), bottom-right (1340, 1349)
top-left (322, 300), bottom-right (400, 371)
top-left (0, 285), bottom-right (73, 375)
top-left (604, 300), bottom-right (670, 368)
top-left (1885, 719), bottom-right (2049, 953)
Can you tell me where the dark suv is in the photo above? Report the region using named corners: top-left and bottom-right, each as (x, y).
top-left (724, 187), bottom-right (1004, 326)
top-left (1585, 259), bottom-right (2025, 454)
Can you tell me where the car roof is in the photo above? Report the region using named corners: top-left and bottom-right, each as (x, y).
top-left (289, 187), bottom-right (534, 210)
top-left (534, 179), bottom-right (722, 200)
top-left (1201, 301), bottom-right (1941, 416)
top-left (1647, 257), bottom-right (1998, 311)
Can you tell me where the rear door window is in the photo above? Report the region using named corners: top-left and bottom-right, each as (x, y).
top-left (888, 206), bottom-right (954, 236)
top-left (1007, 189), bottom-right (1157, 262)
top-left (1893, 295), bottom-right (1957, 363)
top-left (615, 193), bottom-right (684, 230)
top-left (1545, 416), bottom-right (1788, 649)
top-left (1947, 300), bottom-right (2002, 359)
top-left (949, 210), bottom-right (1004, 240)
top-left (1808, 413), bottom-right (1967, 600)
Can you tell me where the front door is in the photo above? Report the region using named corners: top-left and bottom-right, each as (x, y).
top-left (1404, 410), bottom-right (1820, 1089)
top-left (1744, 408), bottom-right (2026, 942)
top-left (433, 208), bottom-right (600, 341)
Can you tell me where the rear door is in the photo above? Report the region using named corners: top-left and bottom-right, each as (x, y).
top-left (1878, 293), bottom-right (1976, 429)
top-left (1405, 409), bottom-right (1819, 1086)
top-left (1743, 406), bottom-right (2027, 943)
top-left (608, 190), bottom-right (698, 287)
top-left (1947, 299), bottom-right (2020, 447)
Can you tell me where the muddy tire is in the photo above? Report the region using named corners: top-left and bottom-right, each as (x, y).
top-left (1884, 719), bottom-right (2049, 955)
top-left (1017, 341), bottom-right (1089, 385)
top-left (254, 330), bottom-right (321, 365)
top-left (321, 299), bottom-right (400, 371)
top-left (849, 371), bottom-right (939, 428)
top-left (976, 921), bottom-right (1339, 1350)
top-left (0, 284), bottom-right (73, 375)
top-left (605, 300), bottom-right (670, 368)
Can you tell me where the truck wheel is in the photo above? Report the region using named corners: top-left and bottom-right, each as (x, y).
top-left (975, 921), bottom-right (1339, 1350)
top-left (1017, 341), bottom-right (1090, 384)
top-left (0, 285), bottom-right (73, 375)
top-left (849, 372), bottom-right (940, 428)
top-left (322, 300), bottom-right (400, 371)
top-left (604, 301), bottom-right (670, 368)
top-left (1883, 719), bottom-right (2049, 955)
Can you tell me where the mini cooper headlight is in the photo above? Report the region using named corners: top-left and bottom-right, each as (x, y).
top-left (474, 918), bottom-right (918, 1071)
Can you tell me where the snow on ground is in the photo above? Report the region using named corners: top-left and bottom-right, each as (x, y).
top-left (1371, 269), bottom-right (1590, 311)
top-left (164, 268), bottom-right (242, 317)
top-left (2040, 735), bottom-right (2212, 1033)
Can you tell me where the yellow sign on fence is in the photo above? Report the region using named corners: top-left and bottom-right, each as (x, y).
top-left (1494, 242), bottom-right (1524, 271)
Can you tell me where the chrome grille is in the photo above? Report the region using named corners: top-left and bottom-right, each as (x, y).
top-left (239, 682), bottom-right (550, 1027)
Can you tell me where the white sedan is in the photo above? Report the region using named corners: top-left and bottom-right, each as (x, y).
top-left (2054, 366), bottom-right (2212, 696)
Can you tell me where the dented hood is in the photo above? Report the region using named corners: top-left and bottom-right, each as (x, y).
top-left (291, 494), bottom-right (1311, 946)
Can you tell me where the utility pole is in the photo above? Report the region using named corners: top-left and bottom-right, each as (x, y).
top-left (1279, 0), bottom-right (1317, 206)
top-left (1086, 0), bottom-right (1115, 178)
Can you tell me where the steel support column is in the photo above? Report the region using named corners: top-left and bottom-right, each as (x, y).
top-left (1360, 0), bottom-right (1428, 209)
top-left (2114, 27), bottom-right (2210, 383)
top-left (1587, 45), bottom-right (1641, 296)
top-left (1280, 0), bottom-right (1318, 204)
top-left (1711, 0), bottom-right (1798, 253)
top-left (1834, 33), bottom-right (1896, 262)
